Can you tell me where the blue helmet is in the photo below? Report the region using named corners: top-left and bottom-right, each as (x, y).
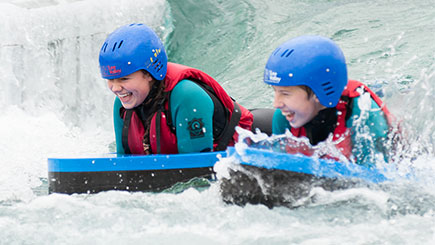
top-left (264, 35), bottom-right (348, 107)
top-left (99, 23), bottom-right (167, 80)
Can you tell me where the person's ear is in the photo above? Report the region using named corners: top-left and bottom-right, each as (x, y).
top-left (143, 71), bottom-right (152, 80)
top-left (312, 94), bottom-right (320, 103)
top-left (312, 94), bottom-right (326, 109)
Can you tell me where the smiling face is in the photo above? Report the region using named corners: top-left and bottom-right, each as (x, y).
top-left (272, 85), bottom-right (325, 128)
top-left (107, 70), bottom-right (155, 109)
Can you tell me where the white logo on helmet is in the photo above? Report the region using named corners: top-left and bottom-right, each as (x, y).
top-left (264, 69), bottom-right (281, 83)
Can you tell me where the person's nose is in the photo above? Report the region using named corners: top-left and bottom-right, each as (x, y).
top-left (108, 80), bottom-right (122, 93)
top-left (273, 94), bottom-right (283, 109)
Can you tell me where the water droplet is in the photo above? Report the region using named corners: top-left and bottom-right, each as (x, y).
top-left (193, 108), bottom-right (197, 112)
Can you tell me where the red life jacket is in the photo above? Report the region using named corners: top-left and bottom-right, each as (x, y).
top-left (121, 62), bottom-right (253, 154)
top-left (288, 80), bottom-right (393, 159)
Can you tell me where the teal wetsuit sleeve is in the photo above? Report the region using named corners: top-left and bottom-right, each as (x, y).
top-left (347, 97), bottom-right (389, 165)
top-left (272, 109), bottom-right (291, 134)
top-left (170, 79), bottom-right (214, 153)
top-left (113, 97), bottom-right (125, 154)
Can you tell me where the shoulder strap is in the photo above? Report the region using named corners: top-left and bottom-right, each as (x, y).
top-left (339, 96), bottom-right (354, 121)
top-left (122, 109), bottom-right (133, 154)
top-left (154, 95), bottom-right (168, 154)
top-left (215, 102), bottom-right (242, 151)
top-left (192, 81), bottom-right (229, 140)
top-left (163, 92), bottom-right (176, 133)
top-left (155, 110), bottom-right (162, 154)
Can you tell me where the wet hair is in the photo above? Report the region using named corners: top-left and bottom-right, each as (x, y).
top-left (138, 70), bottom-right (166, 154)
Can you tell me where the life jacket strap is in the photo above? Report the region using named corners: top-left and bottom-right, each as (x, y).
top-left (155, 110), bottom-right (162, 154)
top-left (154, 95), bottom-right (167, 154)
top-left (122, 109), bottom-right (133, 154)
top-left (215, 102), bottom-right (242, 151)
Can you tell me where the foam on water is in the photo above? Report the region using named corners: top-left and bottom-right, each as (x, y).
top-left (0, 106), bottom-right (112, 203)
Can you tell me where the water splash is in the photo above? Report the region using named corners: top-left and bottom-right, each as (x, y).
top-left (234, 126), bottom-right (351, 164)
top-left (0, 0), bottom-right (172, 130)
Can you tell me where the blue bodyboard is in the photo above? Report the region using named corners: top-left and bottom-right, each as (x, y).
top-left (221, 147), bottom-right (391, 208)
top-left (227, 147), bottom-right (389, 183)
top-left (48, 151), bottom-right (226, 172)
top-left (48, 151), bottom-right (226, 194)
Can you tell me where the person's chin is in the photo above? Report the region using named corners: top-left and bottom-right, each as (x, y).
top-left (289, 121), bottom-right (303, 129)
top-left (121, 102), bottom-right (136, 109)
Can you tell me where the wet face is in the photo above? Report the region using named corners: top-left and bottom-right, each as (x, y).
top-left (272, 85), bottom-right (325, 128)
top-left (107, 70), bottom-right (154, 109)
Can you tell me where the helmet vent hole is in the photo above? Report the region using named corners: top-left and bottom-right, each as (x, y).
top-left (112, 42), bottom-right (118, 52)
top-left (322, 81), bottom-right (331, 87)
top-left (155, 61), bottom-right (161, 69)
top-left (322, 81), bottom-right (334, 95)
top-left (157, 64), bottom-right (163, 72)
top-left (285, 49), bottom-right (294, 57)
top-left (273, 48), bottom-right (281, 56)
top-left (102, 43), bottom-right (108, 52)
top-left (281, 49), bottom-right (294, 57)
top-left (118, 40), bottom-right (123, 49)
